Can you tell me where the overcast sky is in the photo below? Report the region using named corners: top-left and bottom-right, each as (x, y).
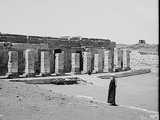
top-left (0, 0), bottom-right (158, 44)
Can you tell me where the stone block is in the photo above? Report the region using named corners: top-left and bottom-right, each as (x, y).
top-left (6, 51), bottom-right (18, 77)
top-left (93, 53), bottom-right (103, 73)
top-left (71, 53), bottom-right (80, 74)
top-left (40, 51), bottom-right (50, 76)
top-left (23, 49), bottom-right (35, 77)
top-left (123, 49), bottom-right (130, 70)
top-left (103, 50), bottom-right (112, 72)
top-left (82, 52), bottom-right (92, 74)
top-left (114, 48), bottom-right (123, 71)
top-left (55, 52), bottom-right (64, 74)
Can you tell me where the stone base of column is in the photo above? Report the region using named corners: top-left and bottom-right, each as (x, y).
top-left (71, 69), bottom-right (81, 75)
top-left (81, 70), bottom-right (92, 74)
top-left (81, 71), bottom-right (87, 74)
top-left (21, 73), bottom-right (35, 77)
top-left (103, 69), bottom-right (109, 73)
top-left (122, 67), bottom-right (131, 71)
top-left (5, 72), bottom-right (19, 78)
top-left (55, 69), bottom-right (64, 75)
top-left (39, 73), bottom-right (51, 77)
top-left (114, 68), bottom-right (122, 72)
top-left (92, 70), bottom-right (98, 73)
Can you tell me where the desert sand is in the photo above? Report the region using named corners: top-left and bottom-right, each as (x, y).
top-left (0, 78), bottom-right (158, 120)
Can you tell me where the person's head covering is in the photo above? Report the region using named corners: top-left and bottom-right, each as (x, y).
top-left (110, 74), bottom-right (115, 80)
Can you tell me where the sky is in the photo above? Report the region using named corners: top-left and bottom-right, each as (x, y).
top-left (0, 0), bottom-right (158, 44)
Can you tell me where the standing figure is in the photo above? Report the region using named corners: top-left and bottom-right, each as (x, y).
top-left (107, 76), bottom-right (118, 106)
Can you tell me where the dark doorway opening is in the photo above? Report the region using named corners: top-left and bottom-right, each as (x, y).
top-left (54, 49), bottom-right (62, 53)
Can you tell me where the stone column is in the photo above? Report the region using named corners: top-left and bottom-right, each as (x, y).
top-left (123, 49), bottom-right (131, 70)
top-left (55, 52), bottom-right (64, 74)
top-left (6, 51), bottom-right (18, 77)
top-left (71, 53), bottom-right (80, 74)
top-left (126, 50), bottom-right (130, 69)
top-left (40, 51), bottom-right (50, 76)
top-left (82, 52), bottom-right (92, 74)
top-left (119, 49), bottom-right (123, 69)
top-left (50, 50), bottom-right (55, 74)
top-left (113, 48), bottom-right (118, 71)
top-left (93, 53), bottom-right (103, 73)
top-left (103, 50), bottom-right (112, 72)
top-left (23, 49), bottom-right (35, 77)
top-left (93, 54), bottom-right (99, 73)
top-left (114, 48), bottom-right (122, 71)
top-left (122, 49), bottom-right (127, 70)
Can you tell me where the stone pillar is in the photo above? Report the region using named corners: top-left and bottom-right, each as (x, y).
top-left (55, 52), bottom-right (64, 74)
top-left (71, 53), bottom-right (80, 74)
top-left (6, 51), bottom-right (18, 77)
top-left (119, 49), bottom-right (123, 69)
top-left (82, 52), bottom-right (92, 74)
top-left (23, 49), bottom-right (35, 77)
top-left (103, 50), bottom-right (112, 72)
top-left (126, 50), bottom-right (130, 69)
top-left (123, 49), bottom-right (130, 70)
top-left (50, 50), bottom-right (55, 74)
top-left (93, 53), bottom-right (103, 73)
top-left (40, 51), bottom-right (50, 76)
top-left (113, 48), bottom-right (119, 71)
top-left (114, 48), bottom-right (123, 71)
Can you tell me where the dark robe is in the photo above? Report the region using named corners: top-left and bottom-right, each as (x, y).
top-left (107, 78), bottom-right (116, 104)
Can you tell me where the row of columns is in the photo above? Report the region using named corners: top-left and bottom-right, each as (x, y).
top-left (113, 48), bottom-right (130, 71)
top-left (6, 48), bottom-right (130, 77)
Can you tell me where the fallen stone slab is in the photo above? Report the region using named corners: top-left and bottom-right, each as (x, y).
top-left (98, 68), bottom-right (151, 79)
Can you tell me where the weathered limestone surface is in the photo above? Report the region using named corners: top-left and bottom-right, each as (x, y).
top-left (82, 52), bottom-right (92, 73)
top-left (40, 51), bottom-right (50, 75)
top-left (123, 49), bottom-right (130, 69)
top-left (71, 53), bottom-right (80, 74)
top-left (113, 48), bottom-right (119, 70)
top-left (114, 48), bottom-right (123, 71)
top-left (123, 49), bottom-right (127, 69)
top-left (103, 50), bottom-right (112, 72)
top-left (126, 50), bottom-right (130, 68)
top-left (118, 49), bottom-right (123, 69)
top-left (55, 52), bottom-right (64, 74)
top-left (50, 50), bottom-right (55, 73)
top-left (24, 49), bottom-right (35, 76)
top-left (7, 51), bottom-right (18, 76)
top-left (64, 48), bottom-right (71, 73)
top-left (93, 53), bottom-right (103, 73)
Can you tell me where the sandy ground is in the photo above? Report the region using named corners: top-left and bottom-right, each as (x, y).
top-left (38, 70), bottom-right (158, 112)
top-left (0, 79), bottom-right (158, 120)
top-left (38, 53), bottom-right (159, 112)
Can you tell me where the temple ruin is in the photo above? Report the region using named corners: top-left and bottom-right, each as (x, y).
top-left (0, 33), bottom-right (130, 78)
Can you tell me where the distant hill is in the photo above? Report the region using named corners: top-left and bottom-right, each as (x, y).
top-left (116, 43), bottom-right (158, 55)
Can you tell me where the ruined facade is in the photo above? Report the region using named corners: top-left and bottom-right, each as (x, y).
top-left (0, 33), bottom-right (130, 77)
